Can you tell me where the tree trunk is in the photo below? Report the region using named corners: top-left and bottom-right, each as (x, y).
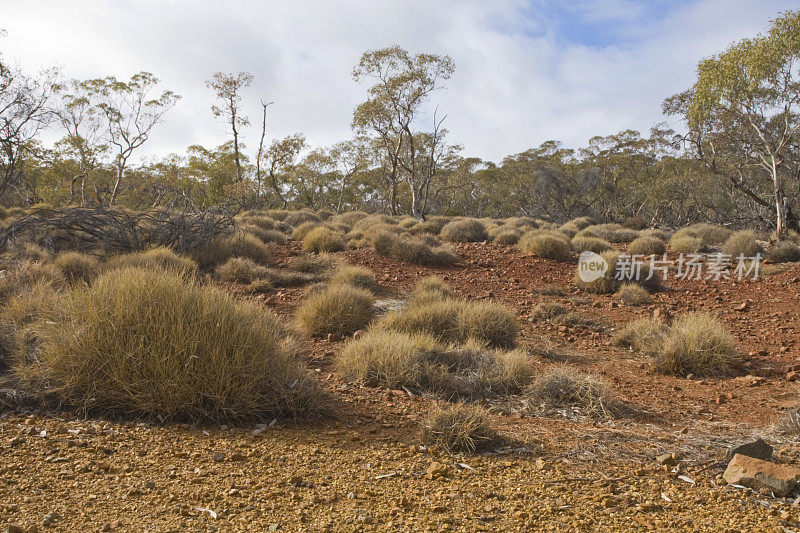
top-left (109, 169), bottom-right (123, 206)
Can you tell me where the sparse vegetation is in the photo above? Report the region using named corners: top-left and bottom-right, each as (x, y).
top-left (768, 241), bottom-right (800, 263)
top-left (525, 366), bottom-right (618, 417)
top-left (215, 257), bottom-right (270, 284)
top-left (53, 252), bottom-right (100, 284)
top-left (329, 265), bottom-right (380, 293)
top-left (302, 226), bottom-right (345, 253)
top-left (656, 312), bottom-right (740, 377)
top-left (440, 219), bottom-right (488, 243)
top-left (518, 232), bottom-right (572, 261)
top-left (627, 236), bottom-right (666, 256)
top-left (616, 283), bottom-right (651, 306)
top-left (721, 230), bottom-right (762, 258)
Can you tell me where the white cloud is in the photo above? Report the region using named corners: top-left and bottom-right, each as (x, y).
top-left (1, 0), bottom-right (797, 163)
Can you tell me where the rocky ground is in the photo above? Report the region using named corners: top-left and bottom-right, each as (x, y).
top-left (3, 241), bottom-right (800, 532)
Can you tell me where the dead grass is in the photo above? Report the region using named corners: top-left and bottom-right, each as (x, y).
top-left (530, 302), bottom-right (568, 320)
top-left (440, 219), bottom-right (488, 243)
top-left (302, 226), bottom-right (345, 253)
top-left (525, 366), bottom-right (618, 417)
top-left (0, 260), bottom-right (66, 303)
top-left (669, 235), bottom-right (703, 254)
top-left (768, 241), bottom-right (800, 263)
top-left (13, 267), bottom-right (322, 421)
top-left (422, 403), bottom-right (501, 452)
top-left (52, 251), bottom-right (100, 284)
top-left (285, 253), bottom-right (341, 275)
top-left (243, 224), bottom-right (287, 244)
top-left (571, 236), bottom-right (612, 253)
top-left (492, 230), bottom-right (520, 245)
top-left (613, 317), bottom-right (666, 354)
top-left (295, 284), bottom-right (375, 337)
top-left (373, 231), bottom-right (460, 266)
top-left (292, 221), bottom-right (321, 241)
top-left (193, 233), bottom-right (272, 270)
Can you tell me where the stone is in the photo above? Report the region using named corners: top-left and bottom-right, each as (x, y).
top-left (7, 525), bottom-right (25, 533)
top-left (723, 454), bottom-right (800, 496)
top-left (725, 439), bottom-right (773, 461)
top-left (426, 461), bottom-right (449, 480)
top-left (212, 451), bottom-right (225, 463)
top-left (656, 453), bottom-right (678, 467)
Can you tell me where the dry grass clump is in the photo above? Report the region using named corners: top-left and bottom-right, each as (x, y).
top-left (292, 221), bottom-right (320, 240)
top-left (681, 223), bottom-right (732, 245)
top-left (380, 298), bottom-right (519, 349)
top-left (337, 330), bottom-right (531, 398)
top-left (411, 216), bottom-right (449, 235)
top-left (285, 253), bottom-right (341, 275)
top-left (245, 278), bottom-right (275, 295)
top-left (577, 223), bottom-right (638, 243)
top-left (237, 212), bottom-right (278, 231)
top-left (613, 316), bottom-right (666, 354)
top-left (530, 302), bottom-right (568, 320)
top-left (518, 232), bottom-right (573, 261)
top-left (302, 226), bottom-right (345, 253)
top-left (295, 284), bottom-right (375, 337)
top-left (329, 265), bottom-right (379, 293)
top-left (624, 215), bottom-right (647, 230)
top-left (525, 366), bottom-right (618, 417)
top-left (263, 269), bottom-right (317, 288)
top-left (412, 276), bottom-right (455, 303)
top-left (615, 283), bottom-right (651, 306)
top-left (243, 224), bottom-right (287, 244)
top-left (331, 211), bottom-right (368, 229)
top-left (53, 252), bottom-right (100, 284)
top-left (440, 219), bottom-right (488, 243)
top-left (768, 241), bottom-right (800, 263)
top-left (193, 233), bottom-right (272, 270)
top-left (656, 312), bottom-right (740, 377)
top-left (721, 230), bottom-right (763, 258)
top-left (0, 260), bottom-right (67, 303)
top-left (615, 312), bottom-right (740, 376)
top-left (373, 231), bottom-right (460, 266)
top-left (627, 236), bottom-right (666, 256)
top-left (215, 257), bottom-right (270, 284)
top-left (669, 235), bottom-right (703, 254)
top-left (13, 267), bottom-right (322, 421)
top-left (571, 235), bottom-right (612, 253)
top-left (491, 230), bottom-right (521, 245)
top-left (641, 228), bottom-right (669, 241)
top-left (107, 247), bottom-right (198, 277)
top-left (422, 403), bottom-right (501, 452)
top-left (574, 251), bottom-right (661, 294)
top-left (283, 210), bottom-right (321, 227)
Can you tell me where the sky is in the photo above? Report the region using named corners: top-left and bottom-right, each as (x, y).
top-left (2, 0), bottom-right (798, 165)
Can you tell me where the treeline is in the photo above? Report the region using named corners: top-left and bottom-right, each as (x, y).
top-left (3, 12), bottom-right (800, 233)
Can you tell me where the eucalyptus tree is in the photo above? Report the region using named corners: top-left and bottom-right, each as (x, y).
top-left (668, 10), bottom-right (800, 237)
top-left (352, 46), bottom-right (456, 219)
top-left (206, 71), bottom-right (253, 183)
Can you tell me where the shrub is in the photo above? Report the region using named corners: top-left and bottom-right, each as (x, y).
top-left (285, 253), bottom-right (341, 275)
top-left (337, 331), bottom-right (531, 398)
top-left (494, 230), bottom-right (521, 246)
top-left (216, 257), bottom-right (270, 284)
top-left (574, 251), bottom-right (661, 294)
top-left (768, 241), bottom-right (800, 263)
top-left (616, 283), bottom-right (651, 306)
top-left (302, 226), bottom-right (345, 253)
top-left (571, 236), bottom-right (612, 253)
top-left (292, 221), bottom-right (320, 240)
top-left (440, 219), bottom-right (488, 243)
top-left (641, 228), bottom-right (669, 241)
top-left (380, 298), bottom-right (518, 348)
top-left (627, 236), bottom-right (666, 256)
top-left (681, 223), bottom-right (732, 246)
top-left (331, 211), bottom-right (368, 229)
top-left (295, 284), bottom-right (375, 337)
top-left (422, 404), bottom-right (501, 452)
top-left (530, 302), bottom-right (568, 320)
top-left (53, 252), bottom-right (100, 284)
top-left (237, 213), bottom-right (277, 231)
top-left (329, 265), bottom-right (379, 293)
top-left (655, 312), bottom-right (740, 377)
top-left (518, 232), bottom-right (572, 262)
top-left (245, 278), bottom-right (275, 295)
top-left (525, 366), bottom-right (617, 417)
top-left (722, 231), bottom-right (763, 258)
top-left (669, 235), bottom-right (703, 254)
top-left (108, 247), bottom-right (198, 276)
top-left (14, 267), bottom-right (322, 421)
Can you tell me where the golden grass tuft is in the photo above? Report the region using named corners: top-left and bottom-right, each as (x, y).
top-left (655, 312), bottom-right (740, 377)
top-left (440, 219), bottom-right (488, 243)
top-left (613, 316), bottom-right (666, 354)
top-left (768, 241), bottom-right (800, 263)
top-left (53, 251), bottom-right (100, 284)
top-left (215, 257), bottom-right (271, 284)
top-left (295, 284), bottom-right (375, 337)
top-left (302, 226), bottom-right (345, 253)
top-left (329, 265), bottom-right (380, 293)
top-left (721, 230), bottom-right (763, 258)
top-left (13, 267), bottom-right (322, 421)
top-left (372, 231), bottom-right (460, 266)
top-left (518, 232), bottom-right (573, 261)
top-left (627, 236), bottom-right (666, 256)
top-left (422, 403), bottom-right (501, 452)
top-left (525, 366), bottom-right (618, 417)
top-left (615, 283), bottom-right (652, 306)
top-left (571, 235), bottom-right (613, 253)
top-left (107, 247), bottom-right (198, 277)
top-left (669, 235), bottom-right (703, 254)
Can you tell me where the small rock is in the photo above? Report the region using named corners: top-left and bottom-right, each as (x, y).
top-left (735, 301), bottom-right (750, 312)
top-left (725, 439), bottom-right (773, 461)
top-left (7, 524), bottom-right (25, 533)
top-left (426, 461), bottom-right (450, 480)
top-left (723, 453), bottom-right (800, 496)
top-left (656, 453), bottom-right (678, 467)
top-left (326, 333), bottom-right (341, 343)
top-left (212, 451), bottom-right (225, 463)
